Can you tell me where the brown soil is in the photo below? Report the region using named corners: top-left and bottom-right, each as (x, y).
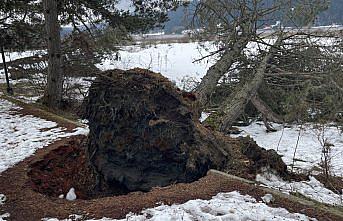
top-left (0, 136), bottom-right (342, 221)
top-left (315, 174), bottom-right (343, 194)
top-left (27, 137), bottom-right (128, 199)
top-left (27, 137), bottom-right (96, 200)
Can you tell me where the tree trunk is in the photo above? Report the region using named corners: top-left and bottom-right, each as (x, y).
top-left (195, 41), bottom-right (248, 108)
top-left (1, 45), bottom-right (13, 94)
top-left (217, 37), bottom-right (283, 132)
top-left (42, 0), bottom-right (63, 108)
top-left (251, 95), bottom-right (284, 124)
top-left (219, 53), bottom-right (272, 132)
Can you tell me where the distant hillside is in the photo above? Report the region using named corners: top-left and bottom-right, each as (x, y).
top-left (318, 0), bottom-right (343, 25)
top-left (164, 0), bottom-right (343, 33)
top-left (61, 1), bottom-right (343, 36)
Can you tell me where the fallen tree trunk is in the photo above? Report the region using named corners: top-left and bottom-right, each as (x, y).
top-left (251, 95), bottom-right (284, 124)
top-left (195, 40), bottom-right (248, 108)
top-left (81, 68), bottom-right (288, 193)
top-left (219, 52), bottom-right (272, 132)
top-left (212, 36), bottom-right (283, 132)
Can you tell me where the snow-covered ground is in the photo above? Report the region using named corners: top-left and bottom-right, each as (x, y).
top-left (43, 191), bottom-right (316, 221)
top-left (0, 213), bottom-right (10, 221)
top-left (0, 98), bottom-right (88, 173)
top-left (1, 41), bottom-right (342, 220)
top-left (234, 122), bottom-right (343, 177)
top-left (257, 171), bottom-right (342, 206)
top-left (96, 42), bottom-right (217, 87)
top-left (232, 122), bottom-right (343, 206)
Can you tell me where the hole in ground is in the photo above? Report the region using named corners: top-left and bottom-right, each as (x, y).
top-left (27, 136), bottom-right (130, 200)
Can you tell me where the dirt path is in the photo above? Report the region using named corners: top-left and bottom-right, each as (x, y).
top-left (0, 95), bottom-right (80, 131)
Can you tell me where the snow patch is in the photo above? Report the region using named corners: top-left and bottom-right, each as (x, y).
top-left (261, 193), bottom-right (274, 204)
top-left (0, 194), bottom-right (6, 205)
top-left (256, 172), bottom-right (343, 206)
top-left (43, 191), bottom-right (316, 221)
top-left (0, 213), bottom-right (10, 221)
top-left (199, 112), bottom-right (210, 122)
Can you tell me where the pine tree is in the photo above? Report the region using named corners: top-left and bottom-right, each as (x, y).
top-left (1, 0), bottom-right (186, 108)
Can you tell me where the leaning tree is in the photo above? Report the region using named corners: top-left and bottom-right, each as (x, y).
top-left (189, 0), bottom-right (340, 131)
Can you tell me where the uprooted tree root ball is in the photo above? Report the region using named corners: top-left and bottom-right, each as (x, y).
top-left (76, 68), bottom-right (289, 194)
top-left (27, 69), bottom-right (289, 199)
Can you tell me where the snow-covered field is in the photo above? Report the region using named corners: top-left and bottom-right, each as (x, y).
top-left (0, 43), bottom-right (213, 87)
top-left (43, 192), bottom-right (316, 221)
top-left (96, 42), bottom-right (216, 86)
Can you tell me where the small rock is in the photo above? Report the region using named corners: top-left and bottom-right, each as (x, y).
top-left (261, 193), bottom-right (274, 204)
top-left (66, 188), bottom-right (77, 201)
top-left (0, 194), bottom-right (6, 205)
top-left (58, 194), bottom-right (64, 199)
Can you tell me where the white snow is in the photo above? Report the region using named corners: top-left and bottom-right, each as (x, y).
top-left (0, 98), bottom-right (89, 173)
top-left (256, 171), bottom-right (343, 206)
top-left (66, 188), bottom-right (77, 201)
top-left (234, 122), bottom-right (343, 177)
top-left (199, 112), bottom-right (210, 123)
top-left (96, 42), bottom-right (217, 87)
top-left (43, 191), bottom-right (316, 221)
top-left (233, 122), bottom-right (343, 206)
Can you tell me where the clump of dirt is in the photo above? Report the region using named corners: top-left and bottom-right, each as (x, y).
top-left (315, 174), bottom-right (343, 194)
top-left (239, 137), bottom-right (288, 177)
top-left (27, 136), bottom-right (129, 199)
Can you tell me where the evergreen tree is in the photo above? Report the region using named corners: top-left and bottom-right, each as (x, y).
top-left (0, 0), bottom-right (187, 108)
